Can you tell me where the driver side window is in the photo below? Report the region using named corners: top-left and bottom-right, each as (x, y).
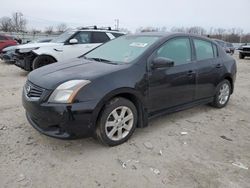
top-left (73, 32), bottom-right (91, 44)
top-left (156, 37), bottom-right (191, 66)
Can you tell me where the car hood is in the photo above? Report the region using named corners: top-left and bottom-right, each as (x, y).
top-left (28, 58), bottom-right (128, 90)
top-left (2, 45), bottom-right (18, 52)
top-left (242, 45), bottom-right (250, 48)
top-left (17, 42), bottom-right (63, 49)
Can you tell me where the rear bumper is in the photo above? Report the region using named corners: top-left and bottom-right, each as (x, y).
top-left (23, 91), bottom-right (99, 139)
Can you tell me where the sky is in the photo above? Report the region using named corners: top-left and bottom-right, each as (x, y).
top-left (1, 0), bottom-right (250, 33)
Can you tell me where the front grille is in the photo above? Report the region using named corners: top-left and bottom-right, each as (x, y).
top-left (25, 81), bottom-right (44, 99)
top-left (243, 48), bottom-right (250, 52)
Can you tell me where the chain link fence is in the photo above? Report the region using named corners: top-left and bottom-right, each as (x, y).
top-left (0, 31), bottom-right (59, 44)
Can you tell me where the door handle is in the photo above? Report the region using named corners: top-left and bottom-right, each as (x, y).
top-left (187, 70), bottom-right (195, 76)
top-left (216, 64), bottom-right (222, 68)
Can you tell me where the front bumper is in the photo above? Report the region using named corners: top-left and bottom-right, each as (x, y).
top-left (23, 90), bottom-right (99, 139)
top-left (239, 50), bottom-right (250, 56)
top-left (14, 52), bottom-right (35, 71)
top-left (0, 52), bottom-right (15, 63)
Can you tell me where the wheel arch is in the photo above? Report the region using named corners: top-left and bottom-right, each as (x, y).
top-left (223, 75), bottom-right (234, 94)
top-left (92, 88), bottom-right (148, 129)
top-left (33, 53), bottom-right (58, 62)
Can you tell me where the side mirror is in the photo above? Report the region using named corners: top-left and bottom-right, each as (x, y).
top-left (151, 57), bottom-right (174, 69)
top-left (69, 38), bottom-right (78, 44)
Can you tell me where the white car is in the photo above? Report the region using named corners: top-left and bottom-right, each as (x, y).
top-left (14, 27), bottom-right (124, 71)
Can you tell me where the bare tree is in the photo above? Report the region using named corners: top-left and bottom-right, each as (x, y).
top-left (31, 28), bottom-right (42, 35)
top-left (56, 23), bottom-right (67, 33)
top-left (44, 26), bottom-right (54, 34)
top-left (0, 17), bottom-right (13, 32)
top-left (11, 12), bottom-right (27, 32)
top-left (171, 27), bottom-right (186, 33)
top-left (186, 26), bottom-right (206, 35)
top-left (119, 28), bottom-right (131, 34)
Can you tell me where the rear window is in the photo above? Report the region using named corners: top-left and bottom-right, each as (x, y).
top-left (111, 33), bottom-right (124, 38)
top-left (194, 39), bottom-right (214, 61)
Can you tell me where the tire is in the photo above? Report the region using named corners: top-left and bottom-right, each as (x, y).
top-left (32, 55), bottom-right (56, 70)
top-left (95, 97), bottom-right (138, 146)
top-left (239, 53), bottom-right (245, 59)
top-left (211, 80), bottom-right (231, 108)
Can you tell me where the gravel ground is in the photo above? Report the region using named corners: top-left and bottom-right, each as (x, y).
top-left (0, 56), bottom-right (249, 188)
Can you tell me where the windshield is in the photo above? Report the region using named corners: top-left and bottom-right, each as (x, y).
top-left (51, 30), bottom-right (75, 43)
top-left (84, 35), bottom-right (159, 63)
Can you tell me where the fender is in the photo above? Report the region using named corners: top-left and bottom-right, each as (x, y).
top-left (32, 46), bottom-right (63, 62)
top-left (91, 87), bottom-right (149, 129)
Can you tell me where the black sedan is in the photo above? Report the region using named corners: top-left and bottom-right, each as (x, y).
top-left (23, 33), bottom-right (237, 146)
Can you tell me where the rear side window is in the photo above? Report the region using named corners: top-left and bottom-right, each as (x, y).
top-left (92, 32), bottom-right (110, 43)
top-left (194, 39), bottom-right (214, 61)
top-left (0, 35), bottom-right (6, 40)
top-left (156, 37), bottom-right (191, 66)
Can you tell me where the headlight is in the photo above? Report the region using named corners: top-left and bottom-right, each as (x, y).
top-left (48, 80), bottom-right (91, 103)
top-left (19, 47), bottom-right (39, 53)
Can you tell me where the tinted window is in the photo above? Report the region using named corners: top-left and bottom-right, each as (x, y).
top-left (92, 32), bottom-right (110, 43)
top-left (111, 33), bottom-right (124, 38)
top-left (194, 39), bottom-right (214, 61)
top-left (0, 35), bottom-right (6, 40)
top-left (156, 37), bottom-right (191, 66)
top-left (74, 31), bottom-right (91, 44)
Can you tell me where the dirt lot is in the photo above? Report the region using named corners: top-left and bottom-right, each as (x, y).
top-left (0, 56), bottom-right (249, 188)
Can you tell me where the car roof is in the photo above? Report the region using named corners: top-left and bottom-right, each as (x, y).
top-left (130, 32), bottom-right (215, 42)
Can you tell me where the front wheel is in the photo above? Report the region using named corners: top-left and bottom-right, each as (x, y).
top-left (32, 55), bottom-right (56, 70)
top-left (211, 80), bottom-right (231, 108)
top-left (95, 97), bottom-right (138, 146)
top-left (239, 53), bottom-right (245, 59)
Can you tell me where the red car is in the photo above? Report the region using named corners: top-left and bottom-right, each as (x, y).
top-left (0, 34), bottom-right (18, 53)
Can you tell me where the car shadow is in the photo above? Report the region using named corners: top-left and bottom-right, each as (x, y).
top-left (19, 71), bottom-right (29, 77)
top-left (31, 104), bottom-right (215, 154)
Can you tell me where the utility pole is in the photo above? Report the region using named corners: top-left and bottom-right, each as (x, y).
top-left (114, 19), bottom-right (119, 30)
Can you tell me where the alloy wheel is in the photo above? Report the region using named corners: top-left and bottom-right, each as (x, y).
top-left (105, 106), bottom-right (134, 141)
top-left (218, 83), bottom-right (230, 105)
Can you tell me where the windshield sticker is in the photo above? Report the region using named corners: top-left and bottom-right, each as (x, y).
top-left (129, 42), bottom-right (148, 48)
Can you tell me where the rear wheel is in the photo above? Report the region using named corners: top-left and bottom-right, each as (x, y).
top-left (95, 97), bottom-right (138, 146)
top-left (32, 55), bottom-right (56, 70)
top-left (211, 80), bottom-right (231, 108)
top-left (239, 53), bottom-right (245, 59)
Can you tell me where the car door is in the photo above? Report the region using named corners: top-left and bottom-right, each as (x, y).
top-left (192, 38), bottom-right (220, 99)
top-left (147, 37), bottom-right (196, 113)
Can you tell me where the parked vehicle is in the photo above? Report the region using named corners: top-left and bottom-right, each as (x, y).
top-left (14, 27), bottom-right (124, 71)
top-left (213, 39), bottom-right (231, 54)
top-left (0, 34), bottom-right (18, 53)
top-left (238, 43), bottom-right (250, 59)
top-left (23, 33), bottom-right (237, 146)
top-left (0, 39), bottom-right (52, 64)
top-left (226, 42), bottom-right (235, 54)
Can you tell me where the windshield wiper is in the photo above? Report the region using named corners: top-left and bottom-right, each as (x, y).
top-left (91, 57), bottom-right (111, 62)
top-left (84, 57), bottom-right (118, 64)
